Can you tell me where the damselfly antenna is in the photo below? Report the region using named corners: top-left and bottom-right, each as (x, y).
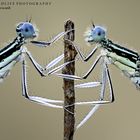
top-left (29, 16), bottom-right (32, 23)
top-left (91, 20), bottom-right (95, 28)
top-left (25, 15), bottom-right (32, 23)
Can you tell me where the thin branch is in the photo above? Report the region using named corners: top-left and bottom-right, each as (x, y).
top-left (63, 20), bottom-right (77, 140)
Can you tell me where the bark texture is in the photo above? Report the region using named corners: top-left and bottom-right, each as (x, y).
top-left (63, 20), bottom-right (77, 140)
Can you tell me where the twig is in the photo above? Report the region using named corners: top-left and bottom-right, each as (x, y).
top-left (63, 20), bottom-right (77, 140)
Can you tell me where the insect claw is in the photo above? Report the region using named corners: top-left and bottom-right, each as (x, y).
top-left (29, 15), bottom-right (32, 23)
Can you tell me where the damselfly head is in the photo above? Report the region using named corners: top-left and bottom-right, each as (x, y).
top-left (16, 22), bottom-right (37, 39)
top-left (85, 25), bottom-right (106, 44)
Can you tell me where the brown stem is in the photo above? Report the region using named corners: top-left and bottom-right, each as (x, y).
top-left (63, 20), bottom-right (77, 140)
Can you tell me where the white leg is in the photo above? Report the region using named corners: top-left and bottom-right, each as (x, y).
top-left (47, 59), bottom-right (76, 75)
top-left (21, 57), bottom-right (64, 108)
top-left (75, 62), bottom-right (114, 130)
top-left (24, 48), bottom-right (47, 76)
top-left (73, 63), bottom-right (114, 106)
top-left (65, 39), bottom-right (99, 62)
top-left (75, 81), bottom-right (101, 88)
top-left (30, 29), bottom-right (74, 47)
top-left (76, 104), bottom-right (100, 130)
top-left (21, 56), bottom-right (75, 115)
top-left (46, 54), bottom-right (64, 70)
top-left (24, 48), bottom-right (66, 76)
top-left (54, 54), bottom-right (102, 80)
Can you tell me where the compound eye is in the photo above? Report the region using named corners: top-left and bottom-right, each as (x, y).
top-left (98, 31), bottom-right (101, 36)
top-left (25, 28), bottom-right (29, 32)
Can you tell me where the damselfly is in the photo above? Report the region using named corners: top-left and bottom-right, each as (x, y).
top-left (0, 19), bottom-right (72, 109)
top-left (48, 22), bottom-right (140, 129)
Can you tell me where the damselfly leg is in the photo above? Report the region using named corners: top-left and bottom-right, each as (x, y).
top-left (0, 20), bottom-right (74, 109)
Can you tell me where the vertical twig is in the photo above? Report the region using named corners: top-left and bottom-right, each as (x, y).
top-left (63, 20), bottom-right (77, 140)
